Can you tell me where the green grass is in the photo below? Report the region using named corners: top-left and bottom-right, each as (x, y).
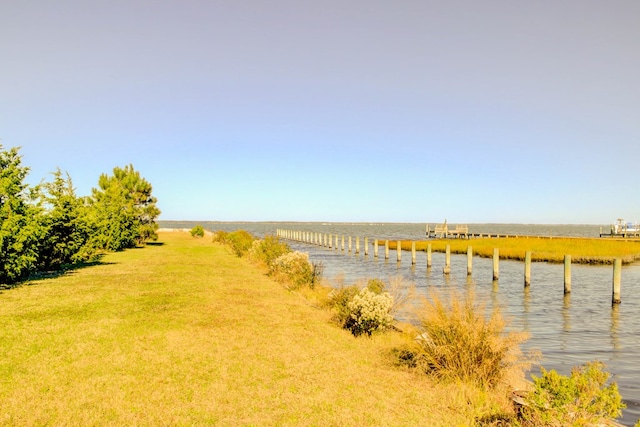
top-left (0, 231), bottom-right (513, 426)
top-left (393, 237), bottom-right (640, 264)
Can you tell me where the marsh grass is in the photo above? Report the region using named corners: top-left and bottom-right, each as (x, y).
top-left (0, 231), bottom-right (515, 426)
top-left (399, 289), bottom-right (537, 390)
top-left (409, 237), bottom-right (640, 264)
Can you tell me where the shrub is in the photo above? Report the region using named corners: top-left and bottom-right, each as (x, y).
top-left (406, 289), bottom-right (534, 388)
top-left (345, 287), bottom-right (394, 337)
top-left (518, 361), bottom-right (625, 426)
top-left (366, 278), bottom-right (386, 294)
top-left (247, 235), bottom-right (291, 267)
top-left (270, 251), bottom-right (321, 289)
top-left (190, 225), bottom-right (205, 238)
top-left (211, 230), bottom-right (228, 243)
top-left (224, 230), bottom-right (255, 257)
top-left (326, 284), bottom-right (360, 328)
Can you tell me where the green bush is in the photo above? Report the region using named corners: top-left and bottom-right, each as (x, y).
top-left (211, 230), bottom-right (228, 243)
top-left (405, 290), bottom-right (533, 388)
top-left (247, 235), bottom-right (290, 267)
top-left (270, 251), bottom-right (321, 289)
top-left (344, 287), bottom-right (394, 336)
top-left (190, 225), bottom-right (205, 238)
top-left (224, 230), bottom-right (255, 257)
top-left (326, 284), bottom-right (360, 328)
top-left (366, 278), bottom-right (386, 294)
top-left (518, 361), bottom-right (625, 426)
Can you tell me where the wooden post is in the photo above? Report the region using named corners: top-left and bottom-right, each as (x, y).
top-left (396, 241), bottom-right (402, 262)
top-left (467, 246), bottom-right (473, 276)
top-left (374, 239), bottom-right (378, 257)
top-left (612, 258), bottom-right (622, 304)
top-left (385, 240), bottom-right (389, 260)
top-left (564, 255), bottom-right (571, 294)
top-left (348, 236), bottom-right (352, 253)
top-left (443, 244), bottom-right (451, 274)
top-left (355, 237), bottom-right (360, 254)
top-left (427, 243), bottom-right (432, 268)
top-left (364, 237), bottom-right (369, 256)
top-left (524, 251), bottom-right (532, 287)
top-left (329, 234), bottom-right (333, 249)
top-left (411, 241), bottom-right (416, 265)
top-left (341, 235), bottom-right (345, 251)
top-left (493, 248), bottom-right (499, 280)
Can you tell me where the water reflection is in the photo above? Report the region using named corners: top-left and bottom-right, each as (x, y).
top-left (562, 294), bottom-right (571, 351)
top-left (611, 305), bottom-right (620, 352)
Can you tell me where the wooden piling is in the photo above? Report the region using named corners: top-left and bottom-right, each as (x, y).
top-left (492, 248), bottom-right (499, 280)
top-left (356, 237), bottom-right (360, 254)
top-left (385, 240), bottom-right (389, 260)
top-left (341, 235), bottom-right (345, 251)
top-left (374, 239), bottom-right (378, 257)
top-left (411, 241), bottom-right (416, 265)
top-left (397, 241), bottom-right (402, 262)
top-left (348, 236), bottom-right (352, 253)
top-left (564, 255), bottom-right (571, 294)
top-left (612, 258), bottom-right (622, 304)
top-left (524, 251), bottom-right (532, 287)
top-left (364, 237), bottom-right (369, 256)
top-left (443, 245), bottom-right (451, 274)
top-left (467, 246), bottom-right (473, 276)
top-left (427, 243), bottom-right (432, 268)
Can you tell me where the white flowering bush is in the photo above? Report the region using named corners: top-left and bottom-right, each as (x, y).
top-left (270, 251), bottom-right (319, 289)
top-left (345, 288), bottom-right (394, 336)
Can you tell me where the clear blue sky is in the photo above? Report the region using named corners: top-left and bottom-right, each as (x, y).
top-left (1, 1), bottom-right (638, 224)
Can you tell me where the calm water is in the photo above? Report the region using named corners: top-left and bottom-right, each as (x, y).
top-left (161, 221), bottom-right (640, 425)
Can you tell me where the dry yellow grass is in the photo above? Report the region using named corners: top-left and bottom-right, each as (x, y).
top-left (0, 231), bottom-right (512, 426)
top-left (395, 237), bottom-right (640, 264)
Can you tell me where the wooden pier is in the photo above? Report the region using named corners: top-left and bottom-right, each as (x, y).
top-left (599, 219), bottom-right (640, 238)
top-left (426, 222), bottom-right (545, 240)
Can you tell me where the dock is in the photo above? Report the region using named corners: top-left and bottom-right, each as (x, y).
top-left (599, 219), bottom-right (640, 238)
top-left (426, 222), bottom-right (525, 239)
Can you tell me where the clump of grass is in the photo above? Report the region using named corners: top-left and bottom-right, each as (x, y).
top-left (517, 361), bottom-right (625, 426)
top-left (398, 289), bottom-right (536, 389)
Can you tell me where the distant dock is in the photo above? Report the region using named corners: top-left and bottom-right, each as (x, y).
top-left (598, 219), bottom-right (640, 238)
top-left (426, 223), bottom-right (532, 239)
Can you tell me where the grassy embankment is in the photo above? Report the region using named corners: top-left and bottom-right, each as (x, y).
top-left (0, 231), bottom-right (512, 426)
top-left (395, 238), bottom-right (640, 264)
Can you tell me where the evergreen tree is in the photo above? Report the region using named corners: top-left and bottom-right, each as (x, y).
top-left (87, 164), bottom-right (160, 251)
top-left (38, 168), bottom-right (91, 269)
top-left (0, 146), bottom-right (46, 284)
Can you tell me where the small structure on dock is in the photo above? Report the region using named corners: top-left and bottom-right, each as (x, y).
top-left (600, 219), bottom-right (640, 238)
top-left (426, 220), bottom-right (469, 239)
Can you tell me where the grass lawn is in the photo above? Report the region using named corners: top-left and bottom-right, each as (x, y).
top-left (0, 231), bottom-right (507, 426)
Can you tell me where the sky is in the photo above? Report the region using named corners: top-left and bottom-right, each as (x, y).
top-left (1, 1), bottom-right (639, 224)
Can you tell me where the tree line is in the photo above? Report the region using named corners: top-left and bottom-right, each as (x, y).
top-left (0, 145), bottom-right (160, 285)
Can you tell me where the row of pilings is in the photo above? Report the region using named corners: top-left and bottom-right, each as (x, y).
top-left (276, 229), bottom-right (623, 305)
